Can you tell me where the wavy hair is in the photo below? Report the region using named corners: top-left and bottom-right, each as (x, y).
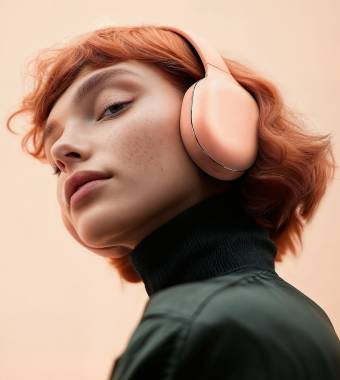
top-left (5, 24), bottom-right (337, 284)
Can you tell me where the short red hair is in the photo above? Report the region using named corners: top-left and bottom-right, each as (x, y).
top-left (5, 25), bottom-right (337, 284)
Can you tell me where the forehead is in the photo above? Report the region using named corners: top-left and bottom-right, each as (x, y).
top-left (46, 62), bottom-right (141, 121)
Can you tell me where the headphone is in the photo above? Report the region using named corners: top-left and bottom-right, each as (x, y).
top-left (160, 24), bottom-right (259, 181)
top-left (60, 25), bottom-right (260, 256)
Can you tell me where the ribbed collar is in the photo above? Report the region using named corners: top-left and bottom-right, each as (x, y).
top-left (129, 188), bottom-right (277, 297)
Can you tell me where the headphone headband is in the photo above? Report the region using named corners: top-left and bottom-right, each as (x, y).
top-left (158, 25), bottom-right (230, 75)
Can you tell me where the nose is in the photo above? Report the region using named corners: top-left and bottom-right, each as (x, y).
top-left (54, 151), bottom-right (80, 173)
top-left (50, 140), bottom-right (89, 174)
top-left (48, 118), bottom-right (93, 173)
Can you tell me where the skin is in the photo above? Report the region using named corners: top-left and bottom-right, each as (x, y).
top-left (44, 59), bottom-right (230, 259)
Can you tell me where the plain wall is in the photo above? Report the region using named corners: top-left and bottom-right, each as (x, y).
top-left (1, 0), bottom-right (339, 379)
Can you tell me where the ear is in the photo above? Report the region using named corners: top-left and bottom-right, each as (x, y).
top-left (60, 210), bottom-right (132, 258)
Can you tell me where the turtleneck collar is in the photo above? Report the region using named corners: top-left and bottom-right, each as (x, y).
top-left (129, 188), bottom-right (277, 297)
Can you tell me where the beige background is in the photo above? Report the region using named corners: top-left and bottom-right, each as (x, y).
top-left (1, 0), bottom-right (339, 379)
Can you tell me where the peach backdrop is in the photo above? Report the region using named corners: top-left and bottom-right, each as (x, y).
top-left (1, 0), bottom-right (339, 379)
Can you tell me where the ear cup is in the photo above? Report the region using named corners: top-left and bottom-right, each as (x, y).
top-left (160, 25), bottom-right (260, 180)
top-left (179, 66), bottom-right (259, 181)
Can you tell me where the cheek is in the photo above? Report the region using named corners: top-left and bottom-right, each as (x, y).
top-left (107, 112), bottom-right (180, 177)
top-left (102, 89), bottom-right (183, 175)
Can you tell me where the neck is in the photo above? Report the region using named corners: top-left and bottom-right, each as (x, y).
top-left (129, 189), bottom-right (277, 297)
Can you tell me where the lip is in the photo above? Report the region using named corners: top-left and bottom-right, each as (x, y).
top-left (69, 178), bottom-right (109, 207)
top-left (65, 170), bottom-right (112, 206)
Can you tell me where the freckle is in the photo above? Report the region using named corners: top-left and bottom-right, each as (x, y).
top-left (121, 133), bottom-right (158, 170)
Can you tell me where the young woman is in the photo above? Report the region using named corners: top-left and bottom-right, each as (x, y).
top-left (6, 24), bottom-right (340, 379)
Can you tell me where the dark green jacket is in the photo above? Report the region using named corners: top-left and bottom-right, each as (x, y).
top-left (108, 191), bottom-right (340, 379)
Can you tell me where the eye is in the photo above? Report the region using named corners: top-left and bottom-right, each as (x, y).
top-left (98, 100), bottom-right (132, 120)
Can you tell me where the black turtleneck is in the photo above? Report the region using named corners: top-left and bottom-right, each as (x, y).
top-left (129, 188), bottom-right (278, 297)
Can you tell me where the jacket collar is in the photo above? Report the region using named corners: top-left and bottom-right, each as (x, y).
top-left (129, 188), bottom-right (277, 297)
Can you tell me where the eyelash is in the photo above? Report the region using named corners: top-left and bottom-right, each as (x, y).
top-left (51, 101), bottom-right (131, 177)
top-left (98, 100), bottom-right (132, 120)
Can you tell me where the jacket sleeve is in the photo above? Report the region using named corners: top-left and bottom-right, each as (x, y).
top-left (109, 313), bottom-right (278, 380)
top-left (108, 315), bottom-right (189, 380)
top-left (172, 317), bottom-right (340, 380)
top-left (109, 313), bottom-right (340, 380)
top-left (172, 317), bottom-right (273, 380)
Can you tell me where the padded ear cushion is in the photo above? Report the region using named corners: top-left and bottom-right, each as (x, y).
top-left (60, 210), bottom-right (131, 258)
top-left (179, 72), bottom-right (259, 181)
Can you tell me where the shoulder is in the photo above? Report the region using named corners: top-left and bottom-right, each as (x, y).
top-left (110, 270), bottom-right (340, 379)
top-left (144, 268), bottom-right (336, 340)
top-left (110, 296), bottom-right (262, 379)
top-left (144, 269), bottom-right (283, 323)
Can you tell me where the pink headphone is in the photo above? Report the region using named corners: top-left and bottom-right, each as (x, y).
top-left (61, 25), bottom-right (259, 256)
top-left (161, 24), bottom-right (259, 181)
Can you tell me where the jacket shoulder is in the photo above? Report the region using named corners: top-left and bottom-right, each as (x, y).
top-left (110, 269), bottom-right (340, 379)
top-left (144, 268), bottom-right (335, 332)
top-left (143, 268), bottom-right (272, 320)
top-left (143, 268), bottom-right (340, 356)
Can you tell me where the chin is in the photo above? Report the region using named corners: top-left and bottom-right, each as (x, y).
top-left (76, 217), bottom-right (127, 250)
top-left (76, 222), bottom-right (108, 247)
top-left (74, 201), bottom-right (134, 250)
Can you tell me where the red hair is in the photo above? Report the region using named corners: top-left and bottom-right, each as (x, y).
top-left (5, 24), bottom-right (337, 284)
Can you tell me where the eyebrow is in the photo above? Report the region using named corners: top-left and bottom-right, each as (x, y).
top-left (42, 67), bottom-right (140, 146)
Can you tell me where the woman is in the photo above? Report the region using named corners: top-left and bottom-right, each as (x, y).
top-left (6, 24), bottom-right (340, 379)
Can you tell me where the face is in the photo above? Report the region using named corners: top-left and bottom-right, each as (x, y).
top-left (44, 59), bottom-right (230, 258)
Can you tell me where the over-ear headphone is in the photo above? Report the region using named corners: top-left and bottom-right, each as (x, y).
top-left (60, 25), bottom-right (260, 256)
top-left (160, 25), bottom-right (259, 181)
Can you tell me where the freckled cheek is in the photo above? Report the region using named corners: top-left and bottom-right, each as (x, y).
top-left (106, 120), bottom-right (170, 178)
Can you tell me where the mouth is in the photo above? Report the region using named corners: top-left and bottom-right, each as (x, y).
top-left (69, 178), bottom-right (110, 208)
top-left (65, 170), bottom-right (112, 206)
